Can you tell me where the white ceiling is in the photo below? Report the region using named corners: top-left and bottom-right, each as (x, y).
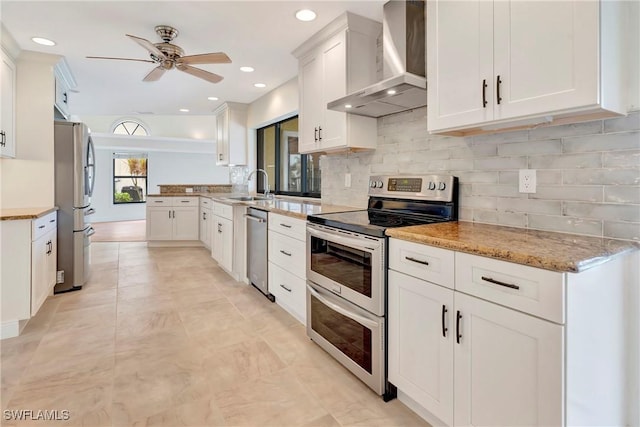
top-left (2, 1), bottom-right (385, 117)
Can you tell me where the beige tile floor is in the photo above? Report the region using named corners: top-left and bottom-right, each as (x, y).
top-left (1, 242), bottom-right (429, 427)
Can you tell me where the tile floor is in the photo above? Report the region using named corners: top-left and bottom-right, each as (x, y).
top-left (0, 242), bottom-right (429, 427)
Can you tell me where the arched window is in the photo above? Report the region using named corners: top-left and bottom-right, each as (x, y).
top-left (112, 120), bottom-right (149, 136)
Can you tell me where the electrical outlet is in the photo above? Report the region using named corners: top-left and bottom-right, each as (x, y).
top-left (519, 169), bottom-right (537, 193)
top-left (56, 270), bottom-right (64, 284)
top-left (344, 173), bottom-right (351, 188)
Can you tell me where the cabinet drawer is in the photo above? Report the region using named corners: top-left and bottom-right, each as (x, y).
top-left (32, 211), bottom-right (57, 241)
top-left (268, 231), bottom-right (306, 279)
top-left (269, 262), bottom-right (306, 324)
top-left (268, 213), bottom-right (305, 241)
top-left (389, 238), bottom-right (455, 289)
top-left (173, 197), bottom-right (198, 206)
top-left (148, 197), bottom-right (173, 206)
top-left (199, 197), bottom-right (212, 208)
top-left (212, 202), bottom-right (233, 220)
top-left (455, 252), bottom-right (565, 323)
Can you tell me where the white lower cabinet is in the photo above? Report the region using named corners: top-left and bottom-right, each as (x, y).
top-left (212, 215), bottom-right (233, 272)
top-left (1, 211), bottom-right (57, 339)
top-left (146, 197), bottom-right (199, 242)
top-left (267, 213), bottom-right (307, 324)
top-left (388, 237), bottom-right (635, 426)
top-left (199, 197), bottom-right (212, 249)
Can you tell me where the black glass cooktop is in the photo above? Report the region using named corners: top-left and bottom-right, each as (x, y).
top-left (307, 209), bottom-right (452, 238)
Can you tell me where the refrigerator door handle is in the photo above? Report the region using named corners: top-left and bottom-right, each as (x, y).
top-left (85, 208), bottom-right (96, 216)
top-left (86, 226), bottom-right (96, 237)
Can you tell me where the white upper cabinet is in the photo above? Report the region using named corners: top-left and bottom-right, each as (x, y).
top-left (427, 0), bottom-right (629, 135)
top-left (1, 48), bottom-right (16, 158)
top-left (53, 58), bottom-right (76, 120)
top-left (293, 13), bottom-right (381, 154)
top-left (214, 102), bottom-right (248, 166)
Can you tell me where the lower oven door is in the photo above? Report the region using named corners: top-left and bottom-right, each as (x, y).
top-left (307, 224), bottom-right (384, 316)
top-left (306, 281), bottom-right (384, 395)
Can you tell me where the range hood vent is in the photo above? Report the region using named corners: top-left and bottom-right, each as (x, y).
top-left (328, 0), bottom-right (426, 118)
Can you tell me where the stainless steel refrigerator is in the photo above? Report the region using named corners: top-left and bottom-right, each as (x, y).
top-left (54, 121), bottom-right (96, 293)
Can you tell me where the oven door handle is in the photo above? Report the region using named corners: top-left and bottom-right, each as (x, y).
top-left (307, 227), bottom-right (380, 253)
top-left (307, 284), bottom-right (379, 329)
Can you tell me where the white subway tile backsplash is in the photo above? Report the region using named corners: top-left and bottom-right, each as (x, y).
top-left (603, 111), bottom-right (640, 133)
top-left (563, 202), bottom-right (640, 222)
top-left (603, 220), bottom-right (640, 241)
top-left (532, 185), bottom-right (603, 202)
top-left (528, 120), bottom-right (603, 141)
top-left (563, 169), bottom-right (640, 185)
top-left (529, 153), bottom-right (602, 169)
top-left (562, 132), bottom-right (640, 153)
top-left (604, 186), bottom-right (640, 204)
top-left (320, 107), bottom-right (640, 240)
top-left (528, 214), bottom-right (603, 237)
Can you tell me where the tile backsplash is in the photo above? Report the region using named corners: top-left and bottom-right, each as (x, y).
top-left (321, 108), bottom-right (640, 241)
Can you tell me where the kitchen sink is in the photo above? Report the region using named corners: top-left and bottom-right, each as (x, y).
top-left (226, 195), bottom-right (271, 201)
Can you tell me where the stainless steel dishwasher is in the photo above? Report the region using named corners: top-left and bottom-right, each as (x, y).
top-left (245, 207), bottom-right (274, 301)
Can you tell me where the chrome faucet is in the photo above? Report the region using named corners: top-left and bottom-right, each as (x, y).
top-left (246, 169), bottom-right (270, 197)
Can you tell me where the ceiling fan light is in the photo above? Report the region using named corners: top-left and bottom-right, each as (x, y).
top-left (240, 66), bottom-right (254, 73)
top-left (254, 83), bottom-right (266, 88)
top-left (31, 37), bottom-right (56, 46)
top-left (295, 9), bottom-right (317, 22)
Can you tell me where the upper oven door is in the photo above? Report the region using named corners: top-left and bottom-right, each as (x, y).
top-left (306, 223), bottom-right (384, 316)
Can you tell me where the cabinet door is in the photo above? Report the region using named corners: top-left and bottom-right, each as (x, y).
top-left (47, 229), bottom-right (57, 289)
top-left (31, 235), bottom-right (49, 315)
top-left (173, 207), bottom-right (199, 241)
top-left (0, 49), bottom-right (16, 158)
top-left (388, 270), bottom-right (454, 426)
top-left (215, 108), bottom-right (229, 165)
top-left (427, 0), bottom-right (494, 131)
top-left (454, 292), bottom-right (563, 427)
top-left (146, 207), bottom-right (173, 240)
top-left (493, 0), bottom-right (598, 120)
top-left (200, 208), bottom-right (211, 248)
top-left (219, 217), bottom-right (233, 272)
top-left (320, 33), bottom-right (347, 150)
top-left (299, 53), bottom-right (322, 154)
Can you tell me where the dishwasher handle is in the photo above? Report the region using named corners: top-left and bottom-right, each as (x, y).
top-left (244, 214), bottom-right (266, 223)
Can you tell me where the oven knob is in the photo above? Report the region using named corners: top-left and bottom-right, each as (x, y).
top-left (438, 182), bottom-right (446, 191)
top-left (376, 181), bottom-right (383, 188)
top-left (428, 181), bottom-right (436, 191)
top-left (369, 180), bottom-right (376, 188)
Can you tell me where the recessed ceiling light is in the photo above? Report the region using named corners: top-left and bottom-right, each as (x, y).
top-left (207, 97), bottom-right (219, 101)
top-left (179, 108), bottom-right (189, 112)
top-left (31, 37), bottom-right (56, 46)
top-left (387, 89), bottom-right (397, 95)
top-left (254, 83), bottom-right (266, 88)
top-left (296, 9), bottom-right (317, 22)
top-left (240, 66), bottom-right (254, 73)
top-left (345, 104), bottom-right (353, 109)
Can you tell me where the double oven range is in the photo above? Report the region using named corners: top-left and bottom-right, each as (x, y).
top-left (306, 175), bottom-right (458, 400)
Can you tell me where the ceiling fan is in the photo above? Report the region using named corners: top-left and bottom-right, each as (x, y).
top-left (87, 25), bottom-right (231, 84)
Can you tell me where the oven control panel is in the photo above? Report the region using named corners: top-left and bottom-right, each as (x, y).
top-left (368, 175), bottom-right (456, 202)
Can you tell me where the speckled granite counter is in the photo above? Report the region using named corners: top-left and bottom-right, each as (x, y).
top-left (147, 193), bottom-right (358, 220)
top-left (386, 221), bottom-right (639, 273)
top-left (1, 207), bottom-right (58, 221)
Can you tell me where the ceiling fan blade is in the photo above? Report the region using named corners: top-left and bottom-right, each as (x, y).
top-left (86, 56), bottom-right (155, 63)
top-left (177, 52), bottom-right (231, 65)
top-left (143, 66), bottom-right (166, 82)
top-left (176, 63), bottom-right (223, 83)
top-left (126, 34), bottom-right (166, 59)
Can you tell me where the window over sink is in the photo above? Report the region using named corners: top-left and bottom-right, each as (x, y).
top-left (256, 116), bottom-right (321, 198)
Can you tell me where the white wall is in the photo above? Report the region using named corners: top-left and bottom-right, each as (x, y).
top-left (0, 51), bottom-right (60, 209)
top-left (81, 114), bottom-right (216, 140)
top-left (90, 134), bottom-right (228, 222)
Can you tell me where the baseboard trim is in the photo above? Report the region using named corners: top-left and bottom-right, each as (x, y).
top-left (146, 241), bottom-right (204, 248)
top-left (1, 320), bottom-right (20, 339)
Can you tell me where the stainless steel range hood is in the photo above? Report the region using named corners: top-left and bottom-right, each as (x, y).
top-left (327, 0), bottom-right (426, 118)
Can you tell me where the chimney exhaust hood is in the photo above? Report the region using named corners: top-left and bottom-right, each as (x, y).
top-left (327, 0), bottom-right (426, 118)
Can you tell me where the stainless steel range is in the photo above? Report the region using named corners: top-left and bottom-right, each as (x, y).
top-left (306, 175), bottom-right (458, 400)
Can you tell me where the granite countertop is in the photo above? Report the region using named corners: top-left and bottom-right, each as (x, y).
top-left (386, 221), bottom-right (639, 273)
top-left (147, 193), bottom-right (359, 220)
top-left (1, 207), bottom-right (58, 221)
